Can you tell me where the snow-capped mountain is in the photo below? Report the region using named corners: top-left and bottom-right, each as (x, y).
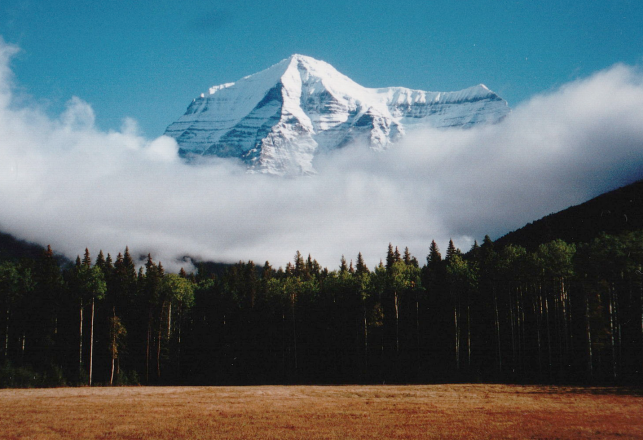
top-left (165, 55), bottom-right (509, 175)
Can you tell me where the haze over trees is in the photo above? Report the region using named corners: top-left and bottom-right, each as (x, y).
top-left (1, 230), bottom-right (643, 387)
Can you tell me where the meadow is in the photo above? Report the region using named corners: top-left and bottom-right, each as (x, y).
top-left (0, 384), bottom-right (641, 439)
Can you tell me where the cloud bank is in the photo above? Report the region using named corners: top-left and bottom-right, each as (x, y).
top-left (1, 39), bottom-right (643, 271)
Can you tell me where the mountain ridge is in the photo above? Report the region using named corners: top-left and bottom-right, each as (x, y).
top-left (495, 179), bottom-right (643, 250)
top-left (165, 55), bottom-right (510, 175)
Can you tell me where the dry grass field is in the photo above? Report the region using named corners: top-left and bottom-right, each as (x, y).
top-left (0, 384), bottom-right (641, 439)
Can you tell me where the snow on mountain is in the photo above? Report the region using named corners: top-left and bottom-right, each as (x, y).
top-left (164, 55), bottom-right (510, 175)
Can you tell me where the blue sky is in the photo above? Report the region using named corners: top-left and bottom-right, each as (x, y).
top-left (2, 0), bottom-right (642, 137)
top-left (2, 1), bottom-right (643, 268)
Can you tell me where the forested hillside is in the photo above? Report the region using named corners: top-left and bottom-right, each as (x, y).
top-left (496, 179), bottom-right (643, 250)
top-left (0, 231), bottom-right (47, 262)
top-left (1, 233), bottom-right (642, 387)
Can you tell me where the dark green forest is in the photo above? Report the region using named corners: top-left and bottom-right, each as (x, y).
top-left (1, 231), bottom-right (643, 387)
top-left (496, 180), bottom-right (643, 250)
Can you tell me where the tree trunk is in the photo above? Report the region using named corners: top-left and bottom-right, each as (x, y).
top-left (538, 288), bottom-right (544, 373)
top-left (364, 312), bottom-right (368, 375)
top-left (609, 284), bottom-right (617, 380)
top-left (4, 305), bottom-right (10, 358)
top-left (167, 301), bottom-right (172, 339)
top-left (493, 285), bottom-right (502, 372)
top-left (416, 294), bottom-right (421, 376)
top-left (291, 292), bottom-right (298, 375)
top-left (454, 302), bottom-right (460, 371)
top-left (21, 331), bottom-right (25, 365)
top-left (560, 278), bottom-right (569, 372)
top-left (394, 291), bottom-right (399, 354)
top-left (177, 305), bottom-right (183, 375)
top-left (640, 264), bottom-right (643, 375)
top-left (157, 301), bottom-right (166, 380)
top-left (545, 292), bottom-right (552, 376)
top-left (109, 307), bottom-right (116, 386)
top-left (79, 299), bottom-right (84, 372)
top-left (89, 296), bottom-right (95, 386)
top-left (146, 309), bottom-right (151, 384)
top-left (282, 310), bottom-right (286, 379)
top-left (585, 293), bottom-right (593, 379)
top-left (467, 299), bottom-right (471, 368)
top-left (535, 289), bottom-right (543, 373)
top-left (157, 324), bottom-right (162, 379)
top-left (165, 301), bottom-right (172, 378)
top-left (615, 287), bottom-right (622, 372)
top-left (509, 289), bottom-right (516, 372)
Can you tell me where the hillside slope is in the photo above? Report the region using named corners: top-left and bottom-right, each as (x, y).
top-left (495, 179), bottom-right (643, 249)
top-left (0, 230), bottom-right (47, 262)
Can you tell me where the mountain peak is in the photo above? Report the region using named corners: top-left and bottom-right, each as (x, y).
top-left (285, 54), bottom-right (333, 68)
top-left (165, 58), bottom-right (510, 175)
top-left (248, 54), bottom-right (333, 79)
top-left (287, 53), bottom-right (317, 62)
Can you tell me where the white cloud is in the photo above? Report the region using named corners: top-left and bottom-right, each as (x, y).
top-left (1, 39), bottom-right (643, 271)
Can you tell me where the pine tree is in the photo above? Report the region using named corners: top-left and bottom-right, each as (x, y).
top-left (123, 247), bottom-right (137, 281)
top-left (446, 239), bottom-right (457, 261)
top-left (32, 245), bottom-right (63, 369)
top-left (403, 247), bottom-right (412, 265)
top-left (262, 261), bottom-right (273, 280)
top-left (386, 244), bottom-right (396, 271)
top-left (0, 261), bottom-right (21, 360)
top-left (478, 235), bottom-right (502, 372)
top-left (82, 248), bottom-right (92, 268)
top-left (293, 251), bottom-right (305, 277)
top-left (95, 250), bottom-right (106, 270)
top-left (70, 254), bottom-right (86, 377)
top-left (306, 254), bottom-right (321, 278)
top-left (142, 254), bottom-right (162, 383)
top-left (74, 262), bottom-right (106, 386)
top-left (427, 240), bottom-right (442, 266)
top-left (470, 240), bottom-right (480, 259)
top-left (340, 255), bottom-right (348, 273)
top-left (356, 252), bottom-right (369, 275)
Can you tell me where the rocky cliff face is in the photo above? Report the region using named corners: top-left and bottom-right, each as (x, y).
top-left (165, 55), bottom-right (510, 175)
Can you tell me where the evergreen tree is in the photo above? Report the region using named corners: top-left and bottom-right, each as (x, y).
top-left (446, 239), bottom-right (458, 261)
top-left (262, 261), bottom-right (273, 281)
top-left (76, 263), bottom-right (106, 385)
top-left (403, 247), bottom-right (411, 265)
top-left (0, 262), bottom-right (21, 362)
top-left (386, 244), bottom-right (395, 271)
top-left (446, 253), bottom-right (477, 372)
top-left (355, 252), bottom-right (369, 276)
top-left (340, 255), bottom-right (348, 274)
top-left (123, 247), bottom-right (137, 281)
top-left (82, 249), bottom-right (92, 268)
top-left (427, 241), bottom-right (442, 266)
top-left (31, 245), bottom-right (64, 369)
top-left (293, 251), bottom-right (305, 278)
top-left (95, 250), bottom-right (106, 271)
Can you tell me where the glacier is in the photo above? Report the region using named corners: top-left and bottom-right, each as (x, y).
top-left (164, 55), bottom-right (510, 175)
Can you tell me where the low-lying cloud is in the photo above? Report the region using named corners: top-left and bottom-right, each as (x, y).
top-left (1, 38), bottom-right (643, 271)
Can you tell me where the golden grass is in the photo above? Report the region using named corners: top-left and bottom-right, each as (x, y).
top-left (0, 384), bottom-right (641, 439)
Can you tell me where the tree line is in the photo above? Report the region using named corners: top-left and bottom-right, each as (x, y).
top-left (1, 231), bottom-right (642, 387)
